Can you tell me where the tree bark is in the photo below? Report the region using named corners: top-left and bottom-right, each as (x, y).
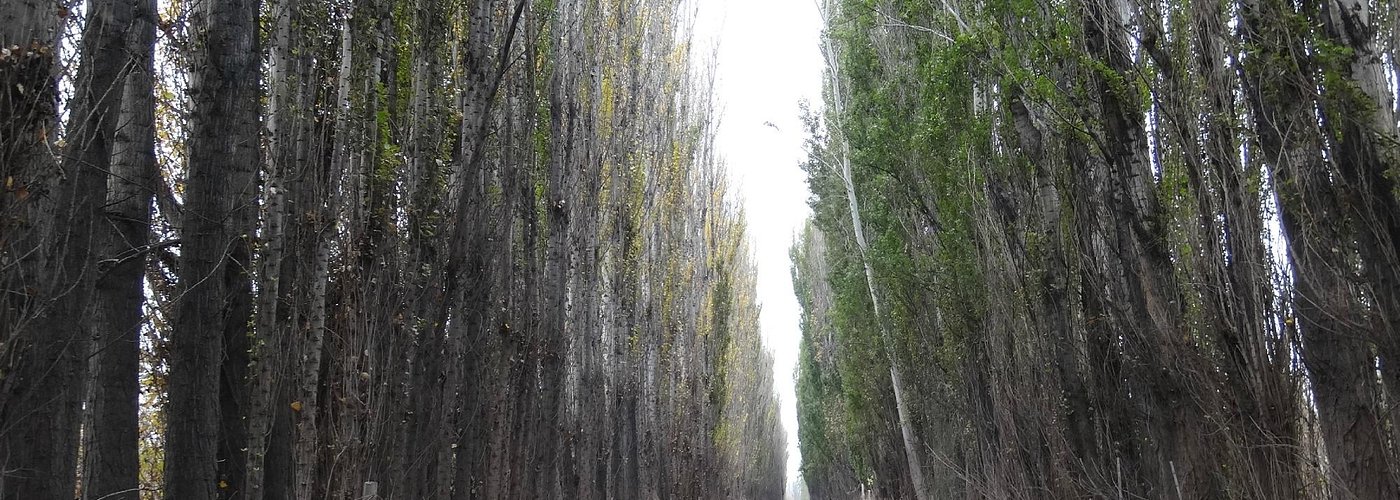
top-left (242, 0), bottom-right (299, 497)
top-left (1317, 1), bottom-right (1400, 472)
top-left (164, 0), bottom-right (261, 496)
top-left (2, 0), bottom-right (128, 496)
top-left (83, 0), bottom-right (156, 497)
top-left (1240, 0), bottom-right (1396, 497)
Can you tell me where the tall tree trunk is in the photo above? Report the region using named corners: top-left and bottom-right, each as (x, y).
top-left (1135, 0), bottom-right (1302, 494)
top-left (243, 0), bottom-right (298, 497)
top-left (164, 0), bottom-right (261, 496)
top-left (83, 0), bottom-right (156, 497)
top-left (292, 224), bottom-right (330, 500)
top-left (0, 3), bottom-right (59, 365)
top-left (1190, 0), bottom-right (1302, 493)
top-left (286, 11), bottom-right (351, 498)
top-left (1078, 0), bottom-right (1219, 494)
top-left (1317, 0), bottom-right (1400, 468)
top-left (2, 0), bottom-right (129, 496)
top-left (1239, 0), bottom-right (1395, 497)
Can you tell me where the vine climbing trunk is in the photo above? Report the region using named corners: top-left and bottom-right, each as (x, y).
top-left (1318, 0), bottom-right (1400, 465)
top-left (1240, 0), bottom-right (1396, 497)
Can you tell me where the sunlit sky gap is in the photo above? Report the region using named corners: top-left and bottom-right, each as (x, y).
top-left (691, 0), bottom-right (824, 494)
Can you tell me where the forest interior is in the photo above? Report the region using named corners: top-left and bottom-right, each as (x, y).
top-left (7, 0), bottom-right (1400, 498)
top-left (794, 0), bottom-right (1400, 499)
top-left (0, 0), bottom-right (789, 498)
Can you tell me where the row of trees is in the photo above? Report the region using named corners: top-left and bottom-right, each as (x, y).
top-left (0, 0), bottom-right (786, 498)
top-left (796, 0), bottom-right (1400, 498)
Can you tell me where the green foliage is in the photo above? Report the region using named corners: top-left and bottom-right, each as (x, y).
top-left (798, 0), bottom-right (1394, 498)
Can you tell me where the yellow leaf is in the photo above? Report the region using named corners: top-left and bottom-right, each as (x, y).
top-left (290, 401), bottom-right (303, 412)
top-left (219, 480), bottom-right (229, 489)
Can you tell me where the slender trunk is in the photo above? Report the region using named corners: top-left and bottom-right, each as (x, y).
top-left (287, 12), bottom-right (350, 499)
top-left (401, 2), bottom-right (444, 493)
top-left (84, 0), bottom-right (156, 497)
top-left (243, 0), bottom-right (297, 497)
top-left (292, 230), bottom-right (330, 499)
top-left (819, 14), bottom-right (929, 497)
top-left (218, 203), bottom-right (254, 500)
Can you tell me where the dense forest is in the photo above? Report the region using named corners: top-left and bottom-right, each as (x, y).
top-left (795, 0), bottom-right (1400, 498)
top-left (0, 0), bottom-right (786, 498)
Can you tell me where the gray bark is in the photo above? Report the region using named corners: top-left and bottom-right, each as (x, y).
top-left (243, 0), bottom-right (297, 497)
top-left (164, 0), bottom-right (261, 496)
top-left (2, 0), bottom-right (130, 496)
top-left (1240, 0), bottom-right (1396, 496)
top-left (83, 0), bottom-right (156, 497)
top-left (1318, 2), bottom-right (1400, 476)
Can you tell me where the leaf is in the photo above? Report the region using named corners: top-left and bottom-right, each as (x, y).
top-left (290, 401), bottom-right (303, 412)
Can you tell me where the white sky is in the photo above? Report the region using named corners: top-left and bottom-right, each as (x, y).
top-left (691, 0), bottom-right (824, 494)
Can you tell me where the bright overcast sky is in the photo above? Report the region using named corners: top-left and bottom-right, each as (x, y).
top-left (692, 0), bottom-right (823, 494)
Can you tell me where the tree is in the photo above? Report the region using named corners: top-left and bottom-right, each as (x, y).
top-left (163, 0), bottom-right (261, 496)
top-left (816, 2), bottom-right (928, 496)
top-left (2, 0), bottom-right (133, 497)
top-left (84, 0), bottom-right (158, 498)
